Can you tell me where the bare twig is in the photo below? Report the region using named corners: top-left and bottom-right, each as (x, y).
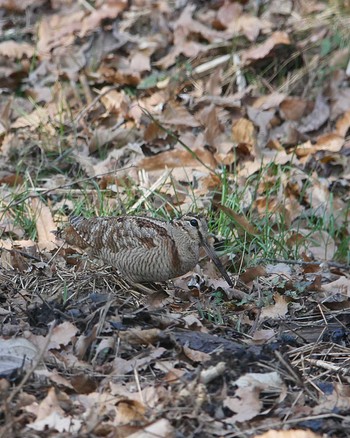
top-left (257, 258), bottom-right (350, 270)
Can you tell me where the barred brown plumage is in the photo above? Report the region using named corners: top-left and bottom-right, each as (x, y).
top-left (62, 214), bottom-right (233, 286)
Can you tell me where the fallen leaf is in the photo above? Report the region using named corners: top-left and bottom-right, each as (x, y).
top-left (26, 388), bottom-right (82, 432)
top-left (224, 372), bottom-right (285, 423)
top-left (314, 133), bottom-right (344, 152)
top-left (251, 329), bottom-right (276, 344)
top-left (115, 399), bottom-right (146, 425)
top-left (138, 148), bottom-right (217, 171)
top-left (253, 93), bottom-right (286, 110)
top-left (128, 418), bottom-right (174, 438)
top-left (29, 321), bottom-right (78, 351)
top-left (11, 107), bottom-right (50, 129)
top-left (279, 97), bottom-right (308, 121)
top-left (335, 110), bottom-right (350, 137)
top-left (232, 117), bottom-right (256, 151)
top-left (31, 198), bottom-right (58, 250)
top-left (239, 266), bottom-right (266, 284)
top-left (321, 277), bottom-right (350, 297)
top-left (161, 102), bottom-right (200, 127)
top-left (0, 40), bottom-right (35, 59)
top-left (260, 294), bottom-right (289, 320)
top-left (100, 88), bottom-right (130, 116)
top-left (242, 31), bottom-right (291, 64)
top-left (299, 94), bottom-right (330, 133)
top-left (224, 386), bottom-right (262, 422)
top-left (255, 430), bottom-right (322, 438)
top-left (218, 205), bottom-right (259, 236)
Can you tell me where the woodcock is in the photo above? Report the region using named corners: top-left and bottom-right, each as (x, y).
top-left (62, 214), bottom-right (233, 286)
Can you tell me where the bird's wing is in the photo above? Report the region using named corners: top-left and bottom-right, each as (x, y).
top-left (63, 216), bottom-right (167, 252)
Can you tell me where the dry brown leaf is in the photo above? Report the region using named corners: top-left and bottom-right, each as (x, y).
top-left (216, 2), bottom-right (242, 29)
top-left (321, 277), bottom-right (350, 297)
top-left (294, 140), bottom-right (316, 158)
top-left (224, 386), bottom-right (261, 422)
top-left (11, 107), bottom-right (50, 129)
top-left (269, 0), bottom-right (293, 15)
top-left (37, 11), bottom-right (83, 56)
top-left (260, 294), bottom-right (289, 320)
top-left (232, 117), bottom-right (256, 150)
top-left (128, 418), bottom-right (174, 438)
top-left (79, 3), bottom-right (125, 38)
top-left (313, 382), bottom-right (350, 414)
top-left (31, 198), bottom-right (57, 250)
top-left (112, 357), bottom-right (134, 375)
top-left (253, 93), bottom-right (286, 110)
top-left (239, 266), bottom-right (266, 284)
top-left (119, 328), bottom-right (161, 345)
top-left (0, 249), bottom-right (29, 271)
top-left (235, 15), bottom-right (269, 42)
top-left (75, 325), bottom-right (98, 360)
top-left (335, 110), bottom-right (350, 137)
top-left (100, 88), bottom-right (129, 116)
top-left (138, 148), bottom-right (217, 171)
top-left (129, 51), bottom-right (151, 73)
top-left (38, 3), bottom-right (125, 55)
top-left (0, 0), bottom-right (46, 12)
top-left (299, 94), bottom-right (330, 133)
top-left (29, 321), bottom-right (78, 352)
top-left (156, 4), bottom-right (226, 69)
top-left (71, 374), bottom-right (98, 395)
top-left (26, 388), bottom-right (82, 432)
top-left (247, 107), bottom-right (275, 150)
top-left (218, 204), bottom-right (259, 236)
top-left (35, 369), bottom-right (74, 390)
top-left (115, 399), bottom-right (146, 425)
top-left (265, 263), bottom-right (293, 278)
top-left (242, 31), bottom-right (291, 64)
top-left (224, 372), bottom-right (285, 423)
top-left (110, 382), bottom-right (161, 409)
top-left (255, 430), bottom-right (322, 438)
top-left (201, 105), bottom-right (224, 147)
top-left (330, 87), bottom-right (350, 120)
top-left (0, 40), bottom-right (35, 59)
top-left (0, 239), bottom-right (36, 250)
top-left (279, 98), bottom-right (308, 121)
top-left (216, 2), bottom-right (271, 41)
top-left (183, 346), bottom-right (211, 363)
top-left (161, 102), bottom-right (200, 127)
top-left (315, 132), bottom-right (344, 152)
top-left (251, 329), bottom-right (276, 344)
top-left (0, 173), bottom-right (24, 186)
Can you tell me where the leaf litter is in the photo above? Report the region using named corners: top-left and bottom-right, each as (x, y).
top-left (0, 1), bottom-right (349, 437)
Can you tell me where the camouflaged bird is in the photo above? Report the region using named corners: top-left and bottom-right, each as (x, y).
top-left (62, 214), bottom-right (232, 286)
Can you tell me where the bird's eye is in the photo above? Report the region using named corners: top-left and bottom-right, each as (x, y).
top-left (189, 218), bottom-right (199, 227)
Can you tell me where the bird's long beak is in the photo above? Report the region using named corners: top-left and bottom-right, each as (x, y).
top-left (201, 239), bottom-right (233, 287)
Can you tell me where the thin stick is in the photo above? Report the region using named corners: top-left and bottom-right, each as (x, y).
top-left (257, 257), bottom-right (349, 270)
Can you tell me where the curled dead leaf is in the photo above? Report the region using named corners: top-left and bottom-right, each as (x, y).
top-left (242, 31), bottom-right (291, 64)
top-left (218, 204), bottom-right (259, 236)
top-left (232, 117), bottom-right (256, 150)
top-left (239, 266), bottom-right (266, 284)
top-left (31, 198), bottom-right (58, 251)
